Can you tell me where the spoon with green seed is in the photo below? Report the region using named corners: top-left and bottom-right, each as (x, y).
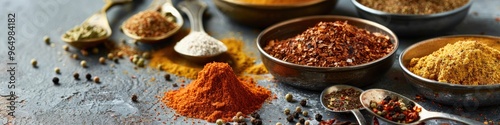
top-left (121, 0), bottom-right (184, 43)
top-left (61, 0), bottom-right (131, 49)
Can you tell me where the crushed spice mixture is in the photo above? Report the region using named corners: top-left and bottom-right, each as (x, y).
top-left (357, 0), bottom-right (469, 15)
top-left (123, 10), bottom-right (177, 37)
top-left (409, 40), bottom-right (500, 85)
top-left (264, 21), bottom-right (393, 67)
top-left (233, 0), bottom-right (318, 5)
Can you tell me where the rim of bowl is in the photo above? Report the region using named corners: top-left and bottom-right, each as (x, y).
top-left (219, 0), bottom-right (327, 8)
top-left (256, 15), bottom-right (399, 71)
top-left (351, 0), bottom-right (474, 19)
top-left (399, 34), bottom-right (500, 89)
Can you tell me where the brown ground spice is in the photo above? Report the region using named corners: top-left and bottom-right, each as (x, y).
top-left (162, 62), bottom-right (271, 122)
top-left (409, 40), bottom-right (500, 85)
top-left (149, 37), bottom-right (266, 79)
top-left (357, 0), bottom-right (469, 15)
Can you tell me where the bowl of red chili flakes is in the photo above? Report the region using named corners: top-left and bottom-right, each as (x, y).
top-left (257, 15), bottom-right (398, 91)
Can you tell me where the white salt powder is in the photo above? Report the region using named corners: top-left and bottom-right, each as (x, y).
top-left (174, 31), bottom-right (227, 56)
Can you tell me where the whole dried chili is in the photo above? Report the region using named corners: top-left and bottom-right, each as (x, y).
top-left (162, 62), bottom-right (271, 122)
top-left (264, 21), bottom-right (393, 67)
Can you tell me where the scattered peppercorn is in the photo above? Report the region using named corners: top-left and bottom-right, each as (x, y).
top-left (54, 67), bottom-right (61, 74)
top-left (81, 50), bottom-right (89, 56)
top-left (295, 106), bottom-right (302, 112)
top-left (172, 83), bottom-right (178, 87)
top-left (251, 118), bottom-right (262, 125)
top-left (302, 111), bottom-right (308, 117)
top-left (239, 116), bottom-right (245, 122)
top-left (286, 115), bottom-right (294, 122)
top-left (276, 122), bottom-right (283, 125)
top-left (284, 108), bottom-right (291, 115)
top-left (250, 112), bottom-right (260, 119)
top-left (52, 77), bottom-right (60, 85)
top-left (142, 52), bottom-right (151, 59)
top-left (71, 54), bottom-right (79, 59)
top-left (86, 73), bottom-right (92, 80)
top-left (225, 123), bottom-right (231, 125)
top-left (31, 59), bottom-right (37, 67)
top-left (93, 76), bottom-right (100, 83)
top-left (285, 93), bottom-right (293, 102)
top-left (116, 51), bottom-right (124, 58)
top-left (293, 111), bottom-right (300, 118)
top-left (295, 123), bottom-right (302, 125)
top-left (80, 60), bottom-right (87, 67)
top-left (99, 57), bottom-right (106, 64)
top-left (163, 74), bottom-right (172, 81)
top-left (216, 119), bottom-right (224, 125)
top-left (63, 45), bottom-right (70, 51)
top-left (300, 99), bottom-right (307, 106)
top-left (107, 53), bottom-right (114, 60)
top-left (43, 36), bottom-right (50, 44)
top-left (233, 116), bottom-right (239, 122)
top-left (299, 117), bottom-right (305, 124)
top-left (73, 72), bottom-right (79, 80)
top-left (92, 48), bottom-right (99, 54)
top-left (241, 122), bottom-right (247, 125)
top-left (137, 58), bottom-right (145, 67)
top-left (131, 94), bottom-right (138, 102)
top-left (315, 113), bottom-right (323, 121)
top-left (113, 58), bottom-right (119, 63)
top-left (304, 120), bottom-right (311, 125)
top-left (157, 64), bottom-right (163, 71)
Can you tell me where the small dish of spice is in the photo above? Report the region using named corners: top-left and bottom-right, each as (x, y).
top-left (320, 85), bottom-right (366, 125)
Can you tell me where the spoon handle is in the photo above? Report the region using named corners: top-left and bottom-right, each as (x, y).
top-left (178, 0), bottom-right (208, 33)
top-left (102, 0), bottom-right (132, 12)
top-left (351, 109), bottom-right (367, 125)
top-left (423, 111), bottom-right (483, 125)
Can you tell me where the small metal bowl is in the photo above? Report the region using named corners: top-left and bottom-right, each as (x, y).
top-left (351, 0), bottom-right (474, 37)
top-left (399, 35), bottom-right (500, 106)
top-left (212, 0), bottom-right (338, 28)
top-left (257, 15), bottom-right (399, 91)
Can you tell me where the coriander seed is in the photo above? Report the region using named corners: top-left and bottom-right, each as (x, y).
top-left (63, 45), bottom-right (70, 51)
top-left (296, 123), bottom-right (301, 125)
top-left (157, 64), bottom-right (163, 70)
top-left (276, 122), bottom-right (283, 125)
top-left (107, 53), bottom-right (114, 60)
top-left (315, 113), bottom-right (322, 121)
top-left (54, 67), bottom-right (61, 74)
top-left (52, 77), bottom-right (59, 85)
top-left (142, 52), bottom-right (151, 59)
top-left (117, 51), bottom-right (124, 58)
top-left (93, 76), bottom-right (100, 83)
top-left (131, 94), bottom-right (138, 102)
top-left (299, 117), bottom-right (305, 124)
top-left (236, 112), bottom-right (243, 117)
top-left (233, 116), bottom-right (239, 122)
top-left (85, 73), bottom-right (92, 80)
top-left (73, 72), bottom-right (79, 80)
top-left (238, 116), bottom-right (245, 122)
top-left (216, 119), bottom-right (224, 125)
top-left (81, 50), bottom-right (89, 56)
top-left (31, 59), bottom-right (37, 67)
top-left (44, 36), bottom-right (50, 44)
top-left (80, 60), bottom-right (87, 67)
top-left (99, 57), bottom-right (106, 64)
top-left (302, 111), bottom-right (308, 117)
top-left (286, 115), bottom-right (294, 122)
top-left (295, 106), bottom-right (302, 113)
top-left (285, 93), bottom-right (293, 102)
top-left (137, 58), bottom-right (145, 67)
top-left (71, 54), bottom-right (78, 59)
top-left (304, 120), bottom-right (311, 125)
top-left (284, 108), bottom-right (291, 115)
top-left (300, 99), bottom-right (307, 106)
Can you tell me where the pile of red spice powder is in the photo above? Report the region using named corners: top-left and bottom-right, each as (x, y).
top-left (162, 62), bottom-right (271, 122)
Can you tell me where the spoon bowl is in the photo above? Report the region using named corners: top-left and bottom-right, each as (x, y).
top-left (360, 89), bottom-right (483, 125)
top-left (122, 0), bottom-right (184, 43)
top-left (320, 85), bottom-right (367, 125)
top-left (174, 0), bottom-right (228, 63)
top-left (62, 0), bottom-right (131, 49)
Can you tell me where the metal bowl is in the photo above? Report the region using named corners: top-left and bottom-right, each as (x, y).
top-left (351, 0), bottom-right (474, 37)
top-left (257, 16), bottom-right (399, 91)
top-left (399, 35), bottom-right (500, 106)
top-left (212, 0), bottom-right (338, 28)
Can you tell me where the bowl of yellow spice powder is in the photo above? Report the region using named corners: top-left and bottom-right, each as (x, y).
top-left (213, 0), bottom-right (337, 28)
top-left (399, 35), bottom-right (500, 106)
top-left (352, 0), bottom-right (473, 36)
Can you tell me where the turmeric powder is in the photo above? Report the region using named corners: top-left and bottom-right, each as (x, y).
top-left (409, 40), bottom-right (500, 85)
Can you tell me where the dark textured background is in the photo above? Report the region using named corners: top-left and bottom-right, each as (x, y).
top-left (0, 0), bottom-right (499, 124)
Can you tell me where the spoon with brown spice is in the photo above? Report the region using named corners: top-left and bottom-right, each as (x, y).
top-left (61, 0), bottom-right (131, 49)
top-left (360, 89), bottom-right (483, 125)
top-left (320, 85), bottom-right (367, 125)
top-left (121, 0), bottom-right (184, 43)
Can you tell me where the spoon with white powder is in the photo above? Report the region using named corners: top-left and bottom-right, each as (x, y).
top-left (174, 0), bottom-right (228, 62)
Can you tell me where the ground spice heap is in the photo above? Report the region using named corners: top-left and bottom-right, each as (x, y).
top-left (174, 32), bottom-right (228, 56)
top-left (123, 10), bottom-right (177, 37)
top-left (357, 0), bottom-right (469, 15)
top-left (409, 40), bottom-right (500, 85)
top-left (264, 21), bottom-right (393, 67)
top-left (162, 62), bottom-right (271, 122)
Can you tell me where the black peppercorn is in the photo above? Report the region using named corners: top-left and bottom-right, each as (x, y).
top-left (300, 99), bottom-right (307, 106)
top-left (164, 74), bottom-right (171, 81)
top-left (393, 105), bottom-right (401, 112)
top-left (383, 96), bottom-right (392, 102)
top-left (73, 73), bottom-right (79, 80)
top-left (299, 117), bottom-right (305, 124)
top-left (85, 73), bottom-right (92, 80)
top-left (293, 111), bottom-right (300, 118)
top-left (225, 123), bottom-right (231, 125)
top-left (52, 77), bottom-right (60, 85)
top-left (131, 94), bottom-right (138, 102)
top-left (315, 113), bottom-right (322, 121)
top-left (251, 119), bottom-right (262, 125)
top-left (397, 114), bottom-right (406, 120)
top-left (250, 112), bottom-right (260, 119)
top-left (173, 83), bottom-right (178, 87)
top-left (286, 115), bottom-right (294, 122)
top-left (377, 105), bottom-right (384, 111)
top-left (407, 101), bottom-right (416, 109)
top-left (241, 122), bottom-right (247, 125)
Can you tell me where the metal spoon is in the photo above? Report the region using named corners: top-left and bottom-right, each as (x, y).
top-left (174, 0), bottom-right (228, 63)
top-left (360, 89), bottom-right (483, 125)
top-left (61, 0), bottom-right (131, 49)
top-left (121, 0), bottom-right (184, 43)
top-left (320, 85), bottom-right (367, 125)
